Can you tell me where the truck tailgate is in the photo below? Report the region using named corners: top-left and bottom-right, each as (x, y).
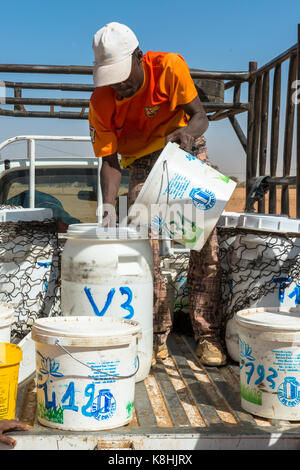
top-left (11, 333), bottom-right (300, 450)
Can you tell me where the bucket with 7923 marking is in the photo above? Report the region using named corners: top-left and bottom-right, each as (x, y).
top-left (237, 307), bottom-right (300, 420)
top-left (32, 316), bottom-right (141, 431)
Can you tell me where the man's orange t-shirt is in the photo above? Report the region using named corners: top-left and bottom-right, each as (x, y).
top-left (89, 51), bottom-right (198, 168)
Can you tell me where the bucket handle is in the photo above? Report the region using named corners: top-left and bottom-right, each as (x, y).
top-left (54, 340), bottom-right (140, 380)
top-left (162, 160), bottom-right (170, 206)
top-left (153, 160), bottom-right (170, 237)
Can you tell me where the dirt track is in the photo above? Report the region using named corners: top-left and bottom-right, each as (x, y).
top-left (225, 187), bottom-right (297, 218)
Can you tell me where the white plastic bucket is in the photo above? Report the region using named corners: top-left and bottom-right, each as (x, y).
top-left (225, 214), bottom-right (300, 363)
top-left (32, 316), bottom-right (141, 431)
top-left (61, 225), bottom-right (153, 383)
top-left (236, 307), bottom-right (300, 420)
top-left (18, 332), bottom-right (36, 387)
top-left (0, 302), bottom-right (14, 342)
top-left (128, 142), bottom-right (236, 252)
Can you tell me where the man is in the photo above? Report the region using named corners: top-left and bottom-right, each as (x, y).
top-left (89, 22), bottom-right (226, 366)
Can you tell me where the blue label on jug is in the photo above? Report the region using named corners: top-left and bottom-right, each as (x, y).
top-left (189, 187), bottom-right (216, 211)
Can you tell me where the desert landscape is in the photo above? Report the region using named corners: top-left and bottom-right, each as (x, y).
top-left (225, 186), bottom-right (297, 218)
top-left (7, 183), bottom-right (297, 222)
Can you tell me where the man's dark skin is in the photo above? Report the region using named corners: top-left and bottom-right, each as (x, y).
top-left (0, 419), bottom-right (30, 447)
top-left (100, 47), bottom-right (209, 224)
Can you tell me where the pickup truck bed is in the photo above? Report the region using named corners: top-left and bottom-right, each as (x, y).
top-left (10, 333), bottom-right (300, 451)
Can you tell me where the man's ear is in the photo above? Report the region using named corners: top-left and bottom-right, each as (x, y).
top-left (137, 49), bottom-right (143, 63)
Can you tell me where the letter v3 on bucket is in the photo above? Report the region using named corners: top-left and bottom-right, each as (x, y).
top-left (60, 225), bottom-right (153, 383)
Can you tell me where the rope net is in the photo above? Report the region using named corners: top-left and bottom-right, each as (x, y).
top-left (0, 214), bottom-right (62, 342)
top-left (161, 227), bottom-right (300, 340)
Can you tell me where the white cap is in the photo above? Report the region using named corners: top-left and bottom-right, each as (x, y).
top-left (92, 22), bottom-right (139, 87)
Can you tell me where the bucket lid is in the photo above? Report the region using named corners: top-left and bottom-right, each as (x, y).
top-left (237, 213), bottom-right (300, 233)
top-left (66, 224), bottom-right (149, 240)
top-left (0, 302), bottom-right (14, 327)
top-left (0, 207), bottom-right (53, 223)
top-left (217, 211), bottom-right (246, 228)
top-left (32, 316), bottom-right (142, 347)
top-left (236, 307), bottom-right (300, 331)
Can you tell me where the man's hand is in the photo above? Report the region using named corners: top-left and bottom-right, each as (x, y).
top-left (166, 128), bottom-right (195, 153)
top-left (100, 153), bottom-right (122, 222)
top-left (101, 206), bottom-right (117, 227)
top-left (166, 96), bottom-right (209, 153)
top-left (0, 419), bottom-right (30, 447)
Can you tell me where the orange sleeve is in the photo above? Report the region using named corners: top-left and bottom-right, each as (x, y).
top-left (161, 54), bottom-right (198, 112)
top-left (88, 100), bottom-right (117, 158)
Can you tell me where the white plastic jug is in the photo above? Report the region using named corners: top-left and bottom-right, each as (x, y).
top-left (128, 142), bottom-right (236, 252)
top-left (0, 302), bottom-right (14, 342)
top-left (61, 225), bottom-right (153, 383)
top-left (32, 316), bottom-right (141, 431)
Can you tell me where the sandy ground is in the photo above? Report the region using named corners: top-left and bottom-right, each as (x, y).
top-left (8, 184), bottom-right (297, 222)
top-left (225, 187), bottom-right (297, 218)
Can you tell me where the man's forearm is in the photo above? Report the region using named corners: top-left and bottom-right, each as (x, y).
top-left (100, 153), bottom-right (122, 205)
top-left (185, 111), bottom-right (209, 138)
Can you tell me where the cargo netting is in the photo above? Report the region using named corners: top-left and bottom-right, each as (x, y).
top-left (161, 251), bottom-right (193, 335)
top-left (161, 227), bottom-right (300, 342)
top-left (0, 212), bottom-right (62, 342)
top-left (217, 226), bottom-right (300, 339)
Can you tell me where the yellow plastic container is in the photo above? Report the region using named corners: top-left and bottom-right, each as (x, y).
top-left (0, 343), bottom-right (22, 419)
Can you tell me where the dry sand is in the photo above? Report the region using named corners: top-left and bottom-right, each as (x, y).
top-left (225, 187), bottom-right (297, 218)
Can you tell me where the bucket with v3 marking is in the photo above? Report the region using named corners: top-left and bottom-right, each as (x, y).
top-left (0, 343), bottom-right (22, 419)
top-left (61, 225), bottom-right (153, 383)
top-left (128, 142), bottom-right (236, 251)
top-left (32, 316), bottom-right (141, 431)
top-left (237, 307), bottom-right (300, 420)
top-left (0, 302), bottom-right (14, 342)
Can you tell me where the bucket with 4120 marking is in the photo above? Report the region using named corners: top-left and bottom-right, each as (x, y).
top-left (31, 316), bottom-right (141, 431)
top-left (0, 342), bottom-right (22, 419)
top-left (237, 307), bottom-right (300, 420)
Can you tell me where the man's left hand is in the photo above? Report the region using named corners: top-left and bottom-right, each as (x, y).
top-left (166, 128), bottom-right (195, 153)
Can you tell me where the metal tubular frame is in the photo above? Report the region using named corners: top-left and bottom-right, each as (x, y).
top-left (246, 34), bottom-right (299, 217)
top-left (0, 135), bottom-right (101, 216)
top-left (0, 66), bottom-right (249, 121)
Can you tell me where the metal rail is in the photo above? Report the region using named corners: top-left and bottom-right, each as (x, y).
top-left (245, 32), bottom-right (300, 217)
top-left (0, 64), bottom-right (249, 122)
top-left (0, 135), bottom-right (100, 215)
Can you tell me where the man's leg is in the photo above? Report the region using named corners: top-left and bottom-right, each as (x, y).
top-left (187, 136), bottom-right (226, 366)
top-left (127, 151), bottom-right (172, 364)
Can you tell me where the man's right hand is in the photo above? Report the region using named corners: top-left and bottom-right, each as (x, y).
top-left (100, 153), bottom-right (122, 226)
top-left (101, 207), bottom-right (117, 227)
